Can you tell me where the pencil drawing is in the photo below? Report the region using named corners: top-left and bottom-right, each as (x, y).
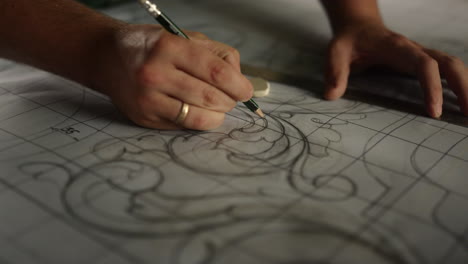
top-left (2, 71), bottom-right (467, 263)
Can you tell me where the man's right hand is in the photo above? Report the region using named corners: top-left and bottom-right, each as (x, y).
top-left (93, 24), bottom-right (253, 130)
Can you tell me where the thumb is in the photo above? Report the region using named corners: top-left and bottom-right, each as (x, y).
top-left (324, 38), bottom-right (353, 100)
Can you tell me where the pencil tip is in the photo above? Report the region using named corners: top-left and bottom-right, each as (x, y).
top-left (255, 109), bottom-right (265, 118)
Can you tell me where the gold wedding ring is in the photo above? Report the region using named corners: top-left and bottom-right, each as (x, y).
top-left (175, 102), bottom-right (190, 125)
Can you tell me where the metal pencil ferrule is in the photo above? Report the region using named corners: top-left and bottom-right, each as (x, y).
top-left (139, 0), bottom-right (162, 17)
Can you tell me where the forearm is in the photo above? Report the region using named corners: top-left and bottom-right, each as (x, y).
top-left (320, 0), bottom-right (384, 34)
top-left (0, 0), bottom-right (126, 87)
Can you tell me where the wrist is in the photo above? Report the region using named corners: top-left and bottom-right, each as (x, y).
top-left (87, 22), bottom-right (130, 96)
top-left (89, 24), bottom-right (165, 98)
top-left (321, 0), bottom-right (384, 35)
top-left (333, 17), bottom-right (385, 36)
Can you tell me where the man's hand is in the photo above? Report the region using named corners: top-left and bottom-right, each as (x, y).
top-left (0, 0), bottom-right (252, 131)
top-left (321, 0), bottom-right (468, 118)
top-left (94, 25), bottom-right (253, 130)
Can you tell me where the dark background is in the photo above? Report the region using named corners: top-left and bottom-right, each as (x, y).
top-left (78, 0), bottom-right (131, 8)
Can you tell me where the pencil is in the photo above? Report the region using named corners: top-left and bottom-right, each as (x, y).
top-left (137, 0), bottom-right (265, 118)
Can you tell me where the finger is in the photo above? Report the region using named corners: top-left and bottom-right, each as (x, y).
top-left (324, 38), bottom-right (353, 100)
top-left (159, 70), bottom-right (237, 113)
top-left (182, 102), bottom-right (226, 130)
top-left (414, 54), bottom-right (444, 118)
top-left (380, 38), bottom-right (443, 117)
top-left (222, 48), bottom-right (241, 72)
top-left (185, 32), bottom-right (242, 72)
top-left (124, 94), bottom-right (180, 130)
top-left (205, 40), bottom-right (242, 72)
top-left (139, 92), bottom-right (226, 130)
top-left (173, 41), bottom-right (252, 101)
top-left (423, 48), bottom-right (468, 115)
top-left (135, 117), bottom-right (180, 130)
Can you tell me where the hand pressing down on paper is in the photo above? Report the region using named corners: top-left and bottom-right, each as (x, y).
top-left (321, 0), bottom-right (468, 118)
top-left (95, 25), bottom-right (253, 130)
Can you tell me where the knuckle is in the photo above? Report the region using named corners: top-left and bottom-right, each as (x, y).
top-left (442, 56), bottom-right (464, 68)
top-left (419, 55), bottom-right (438, 68)
top-left (191, 32), bottom-right (207, 39)
top-left (388, 34), bottom-right (409, 47)
top-left (209, 62), bottom-right (229, 84)
top-left (201, 88), bottom-right (218, 108)
top-left (157, 33), bottom-right (182, 52)
top-left (176, 83), bottom-right (190, 95)
top-left (228, 47), bottom-right (240, 59)
top-left (136, 65), bottom-right (165, 86)
top-left (157, 32), bottom-right (173, 46)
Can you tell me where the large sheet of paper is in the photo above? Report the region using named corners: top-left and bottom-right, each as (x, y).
top-left (0, 1), bottom-right (467, 263)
